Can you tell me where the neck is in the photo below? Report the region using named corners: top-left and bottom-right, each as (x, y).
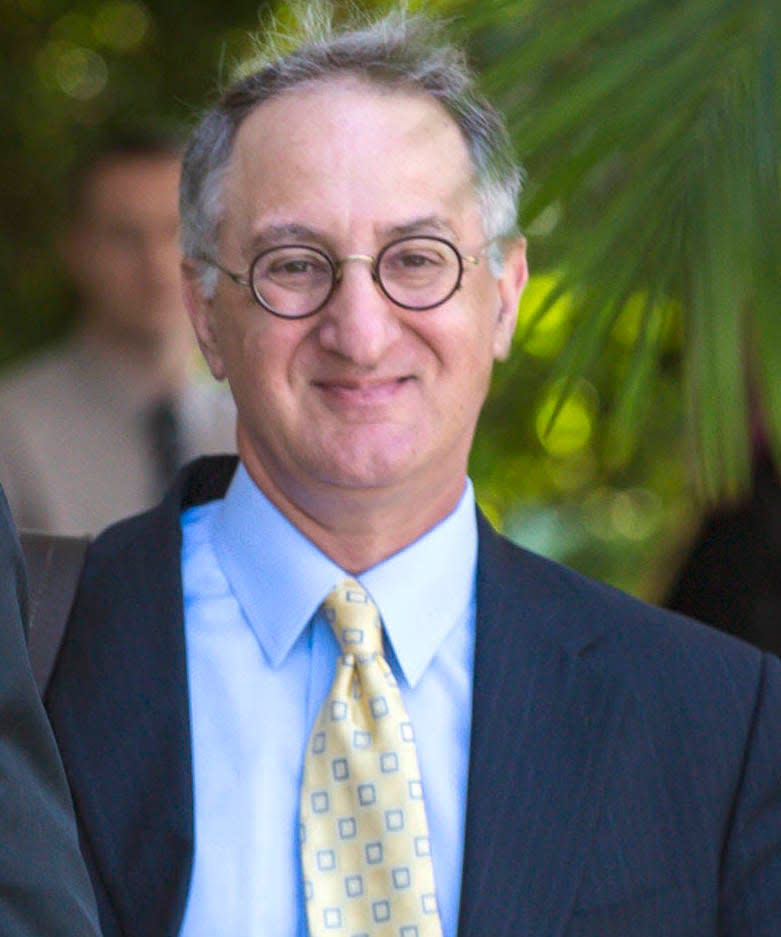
top-left (238, 438), bottom-right (466, 574)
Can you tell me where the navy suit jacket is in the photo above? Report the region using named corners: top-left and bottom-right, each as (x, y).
top-left (0, 484), bottom-right (101, 937)
top-left (46, 456), bottom-right (781, 937)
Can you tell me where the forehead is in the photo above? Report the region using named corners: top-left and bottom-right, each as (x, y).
top-left (222, 78), bottom-right (480, 245)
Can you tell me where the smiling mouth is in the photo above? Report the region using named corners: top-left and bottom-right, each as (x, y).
top-left (313, 375), bottom-right (415, 405)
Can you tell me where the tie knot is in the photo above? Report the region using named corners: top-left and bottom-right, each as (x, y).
top-left (323, 578), bottom-right (383, 657)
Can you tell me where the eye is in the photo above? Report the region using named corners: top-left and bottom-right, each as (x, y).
top-left (257, 247), bottom-right (332, 285)
top-left (399, 250), bottom-right (441, 268)
top-left (379, 239), bottom-right (455, 292)
top-left (390, 247), bottom-right (445, 268)
top-left (382, 245), bottom-right (448, 278)
top-left (269, 257), bottom-right (323, 276)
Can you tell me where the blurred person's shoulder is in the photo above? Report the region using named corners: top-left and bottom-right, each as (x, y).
top-left (0, 338), bottom-right (85, 410)
top-left (72, 453), bottom-right (236, 587)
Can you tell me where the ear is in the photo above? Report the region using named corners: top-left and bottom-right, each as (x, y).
top-left (181, 259), bottom-right (228, 381)
top-left (492, 237), bottom-right (528, 361)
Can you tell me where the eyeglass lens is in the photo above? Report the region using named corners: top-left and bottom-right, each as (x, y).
top-left (250, 236), bottom-right (462, 317)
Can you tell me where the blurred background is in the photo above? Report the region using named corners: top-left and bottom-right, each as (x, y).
top-left (2, 0), bottom-right (779, 601)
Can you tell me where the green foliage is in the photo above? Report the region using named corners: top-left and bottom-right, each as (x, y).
top-left (471, 271), bottom-right (691, 598)
top-left (458, 0), bottom-right (781, 505)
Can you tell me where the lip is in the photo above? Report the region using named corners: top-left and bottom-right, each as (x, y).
top-left (312, 375), bottom-right (415, 406)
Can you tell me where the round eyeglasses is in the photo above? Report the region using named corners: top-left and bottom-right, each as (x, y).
top-left (198, 235), bottom-right (484, 319)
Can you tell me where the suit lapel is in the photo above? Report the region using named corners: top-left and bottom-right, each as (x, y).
top-left (47, 456), bottom-right (237, 937)
top-left (457, 517), bottom-right (630, 937)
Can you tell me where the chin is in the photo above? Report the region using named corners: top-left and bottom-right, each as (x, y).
top-left (313, 448), bottom-right (419, 492)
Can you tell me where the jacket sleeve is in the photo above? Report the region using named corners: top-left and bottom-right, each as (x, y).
top-left (0, 483), bottom-right (102, 937)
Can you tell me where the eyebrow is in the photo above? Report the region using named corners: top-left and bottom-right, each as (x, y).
top-left (247, 216), bottom-right (457, 253)
top-left (249, 222), bottom-right (324, 249)
top-left (379, 216), bottom-right (457, 239)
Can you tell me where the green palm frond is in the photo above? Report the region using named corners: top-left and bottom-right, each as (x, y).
top-left (458, 0), bottom-right (781, 501)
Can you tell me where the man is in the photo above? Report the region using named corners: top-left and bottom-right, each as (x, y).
top-left (0, 483), bottom-right (102, 936)
top-left (0, 133), bottom-right (235, 535)
top-left (46, 8), bottom-right (781, 937)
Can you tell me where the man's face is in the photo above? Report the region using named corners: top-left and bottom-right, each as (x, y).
top-left (186, 79), bottom-right (527, 516)
top-left (65, 155), bottom-right (186, 344)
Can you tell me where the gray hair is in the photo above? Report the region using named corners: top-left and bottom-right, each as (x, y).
top-left (180, 2), bottom-right (523, 294)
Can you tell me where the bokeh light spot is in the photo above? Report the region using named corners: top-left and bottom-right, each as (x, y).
top-left (516, 273), bottom-right (573, 358)
top-left (55, 46), bottom-right (108, 100)
top-left (611, 292), bottom-right (647, 347)
top-left (581, 486), bottom-right (663, 542)
top-left (94, 1), bottom-right (151, 52)
top-left (535, 380), bottom-right (597, 457)
top-left (609, 488), bottom-right (662, 541)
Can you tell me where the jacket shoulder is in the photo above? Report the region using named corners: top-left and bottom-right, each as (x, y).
top-left (477, 515), bottom-right (768, 693)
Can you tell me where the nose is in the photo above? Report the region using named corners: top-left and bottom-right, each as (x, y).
top-left (316, 256), bottom-right (402, 366)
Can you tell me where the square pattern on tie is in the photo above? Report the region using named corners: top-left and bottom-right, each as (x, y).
top-left (299, 578), bottom-right (443, 937)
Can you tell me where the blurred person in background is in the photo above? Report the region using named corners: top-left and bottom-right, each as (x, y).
top-left (0, 132), bottom-right (235, 535)
top-left (0, 481), bottom-right (101, 936)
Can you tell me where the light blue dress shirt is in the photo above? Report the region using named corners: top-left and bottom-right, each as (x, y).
top-left (178, 465), bottom-right (477, 937)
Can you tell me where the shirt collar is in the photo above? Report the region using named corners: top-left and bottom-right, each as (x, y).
top-left (212, 464), bottom-right (477, 688)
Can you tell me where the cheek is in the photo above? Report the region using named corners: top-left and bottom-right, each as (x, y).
top-left (416, 328), bottom-right (493, 433)
top-left (449, 318), bottom-right (501, 409)
top-left (436, 306), bottom-right (499, 379)
top-left (225, 318), bottom-right (307, 409)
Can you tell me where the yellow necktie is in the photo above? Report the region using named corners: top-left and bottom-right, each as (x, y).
top-left (300, 578), bottom-right (444, 937)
